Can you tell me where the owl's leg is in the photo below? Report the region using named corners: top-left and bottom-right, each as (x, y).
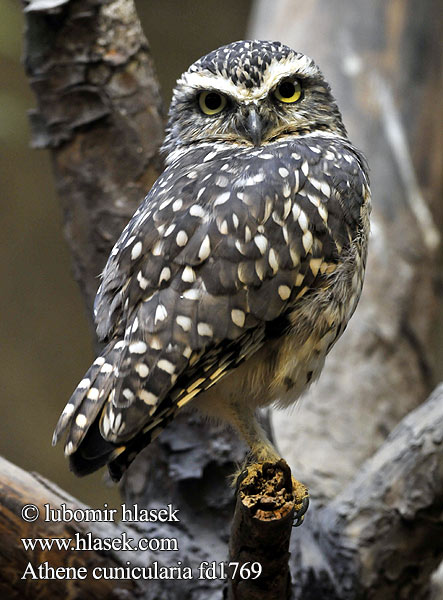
top-left (229, 400), bottom-right (281, 463)
top-left (228, 401), bottom-right (309, 525)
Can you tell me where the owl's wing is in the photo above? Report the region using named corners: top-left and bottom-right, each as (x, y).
top-left (54, 141), bottom-right (367, 473)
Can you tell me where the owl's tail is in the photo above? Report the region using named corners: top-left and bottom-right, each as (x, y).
top-left (52, 341), bottom-right (172, 481)
top-left (52, 340), bottom-right (120, 476)
top-left (67, 412), bottom-right (172, 480)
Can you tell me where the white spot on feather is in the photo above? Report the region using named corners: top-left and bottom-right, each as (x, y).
top-left (203, 151), bottom-right (217, 162)
top-left (176, 315), bottom-right (192, 331)
top-left (135, 363), bottom-right (150, 377)
top-left (87, 388), bottom-right (99, 401)
top-left (231, 309), bottom-right (245, 327)
top-left (292, 203), bottom-right (301, 220)
top-left (158, 359), bottom-right (175, 374)
top-left (129, 341), bottom-right (148, 354)
top-left (214, 192), bottom-right (230, 206)
top-left (176, 230), bottom-right (188, 247)
top-left (198, 235), bottom-right (211, 261)
top-left (131, 241), bottom-right (142, 260)
top-left (278, 285), bottom-right (291, 300)
top-left (159, 267), bottom-right (171, 284)
top-left (183, 288), bottom-right (200, 300)
top-left (137, 270), bottom-right (149, 290)
top-left (302, 231), bottom-right (314, 253)
top-left (75, 414), bottom-right (88, 429)
top-left (310, 258), bottom-right (323, 277)
top-left (268, 248), bottom-right (278, 273)
top-left (139, 390), bottom-right (157, 405)
top-left (182, 266), bottom-right (196, 283)
top-left (298, 210), bottom-right (309, 232)
top-left (62, 403), bottom-right (75, 417)
top-left (197, 322), bottom-right (213, 337)
top-left (219, 220), bottom-right (228, 234)
top-left (122, 388), bottom-right (135, 402)
top-left (155, 304), bottom-right (168, 323)
top-left (152, 241), bottom-right (162, 256)
top-left (190, 204), bottom-right (205, 218)
top-left (164, 224), bottom-right (176, 237)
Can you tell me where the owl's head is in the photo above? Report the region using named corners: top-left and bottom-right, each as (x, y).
top-left (162, 40), bottom-right (346, 157)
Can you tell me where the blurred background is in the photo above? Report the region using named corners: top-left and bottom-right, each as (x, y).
top-left (1, 0), bottom-right (441, 517)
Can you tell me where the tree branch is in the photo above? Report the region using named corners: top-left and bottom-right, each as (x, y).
top-left (0, 456), bottom-right (139, 600)
top-left (228, 460), bottom-right (307, 600)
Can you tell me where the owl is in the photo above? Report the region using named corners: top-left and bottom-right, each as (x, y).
top-left (53, 40), bottom-right (370, 484)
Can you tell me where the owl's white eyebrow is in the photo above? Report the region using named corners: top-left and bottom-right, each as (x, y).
top-left (265, 54), bottom-right (317, 89)
top-left (181, 72), bottom-right (244, 99)
top-left (180, 54), bottom-right (317, 103)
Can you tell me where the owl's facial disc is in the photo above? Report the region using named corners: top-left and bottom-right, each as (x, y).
top-left (162, 41), bottom-right (347, 155)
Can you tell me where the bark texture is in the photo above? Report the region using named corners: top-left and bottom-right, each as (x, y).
top-left (227, 461), bottom-right (304, 600)
top-left (289, 385), bottom-right (443, 600)
top-left (23, 0), bottom-right (165, 317)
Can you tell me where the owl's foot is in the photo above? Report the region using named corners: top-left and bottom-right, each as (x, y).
top-left (291, 476), bottom-right (309, 527)
top-left (235, 459), bottom-right (309, 526)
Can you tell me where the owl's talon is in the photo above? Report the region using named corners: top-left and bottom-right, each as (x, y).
top-left (234, 465), bottom-right (251, 491)
top-left (291, 476), bottom-right (309, 526)
top-left (293, 495), bottom-right (309, 527)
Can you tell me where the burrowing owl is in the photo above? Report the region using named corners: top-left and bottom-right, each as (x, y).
top-left (53, 40), bottom-right (371, 483)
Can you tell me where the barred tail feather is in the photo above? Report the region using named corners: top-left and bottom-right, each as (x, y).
top-left (52, 341), bottom-right (123, 458)
top-left (53, 339), bottom-right (177, 479)
top-left (69, 406), bottom-right (175, 480)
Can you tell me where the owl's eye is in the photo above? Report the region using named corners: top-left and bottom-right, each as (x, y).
top-left (198, 91), bottom-right (227, 115)
top-left (273, 79), bottom-right (302, 104)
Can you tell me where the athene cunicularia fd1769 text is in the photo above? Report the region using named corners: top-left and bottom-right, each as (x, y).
top-left (53, 40), bottom-right (371, 488)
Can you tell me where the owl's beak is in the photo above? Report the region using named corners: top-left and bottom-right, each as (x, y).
top-left (244, 107), bottom-right (263, 146)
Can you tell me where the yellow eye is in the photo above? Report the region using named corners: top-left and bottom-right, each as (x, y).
top-left (198, 91), bottom-right (227, 115)
top-left (274, 79), bottom-right (302, 103)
